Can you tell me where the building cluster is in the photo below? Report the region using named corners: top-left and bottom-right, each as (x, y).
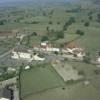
top-left (40, 41), bottom-right (85, 59)
top-left (11, 47), bottom-right (45, 62)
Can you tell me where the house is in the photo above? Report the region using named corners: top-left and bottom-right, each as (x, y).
top-left (0, 98), bottom-right (10, 100)
top-left (24, 66), bottom-right (30, 70)
top-left (11, 47), bottom-right (33, 62)
top-left (65, 42), bottom-right (85, 58)
top-left (97, 57), bottom-right (100, 63)
top-left (40, 41), bottom-right (60, 52)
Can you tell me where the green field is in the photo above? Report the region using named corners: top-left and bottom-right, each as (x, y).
top-left (20, 63), bottom-right (65, 99)
top-left (22, 62), bottom-right (100, 100)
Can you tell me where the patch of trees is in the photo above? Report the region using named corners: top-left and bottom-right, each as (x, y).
top-left (94, 69), bottom-right (100, 75)
top-left (46, 26), bottom-right (50, 32)
top-left (97, 13), bottom-right (100, 22)
top-left (56, 31), bottom-right (64, 39)
top-left (76, 30), bottom-right (85, 36)
top-left (57, 21), bottom-right (60, 25)
top-left (48, 21), bottom-right (53, 25)
top-left (25, 21), bottom-right (40, 24)
top-left (31, 21), bottom-right (40, 24)
top-left (0, 72), bottom-right (16, 81)
top-left (48, 30), bottom-right (64, 40)
top-left (89, 16), bottom-right (93, 20)
top-left (31, 32), bottom-right (37, 36)
top-left (49, 9), bottom-right (54, 15)
top-left (0, 20), bottom-right (6, 25)
top-left (83, 52), bottom-right (91, 63)
top-left (78, 70), bottom-right (85, 76)
top-left (63, 17), bottom-right (76, 31)
top-left (66, 7), bottom-right (81, 13)
top-left (41, 36), bottom-right (49, 42)
top-left (84, 22), bottom-right (90, 27)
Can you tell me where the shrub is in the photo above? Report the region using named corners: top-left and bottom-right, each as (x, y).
top-left (76, 30), bottom-right (84, 36)
top-left (84, 22), bottom-right (90, 27)
top-left (56, 31), bottom-right (64, 39)
top-left (41, 36), bottom-right (48, 42)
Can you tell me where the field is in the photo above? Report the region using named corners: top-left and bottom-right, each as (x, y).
top-left (21, 62), bottom-right (100, 100)
top-left (20, 63), bottom-right (65, 100)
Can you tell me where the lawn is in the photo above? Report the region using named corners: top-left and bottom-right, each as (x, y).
top-left (20, 63), bottom-right (65, 99)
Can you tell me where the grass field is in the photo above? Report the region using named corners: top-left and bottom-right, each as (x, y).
top-left (20, 63), bottom-right (65, 99)
top-left (22, 62), bottom-right (100, 100)
top-left (24, 82), bottom-right (100, 100)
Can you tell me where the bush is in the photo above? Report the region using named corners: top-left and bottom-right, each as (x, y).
top-left (84, 22), bottom-right (90, 27)
top-left (94, 69), bottom-right (100, 75)
top-left (0, 20), bottom-right (5, 25)
top-left (78, 70), bottom-right (85, 76)
top-left (32, 32), bottom-right (37, 36)
top-left (76, 30), bottom-right (84, 36)
top-left (48, 21), bottom-right (53, 25)
top-left (41, 36), bottom-right (48, 42)
top-left (89, 16), bottom-right (93, 20)
top-left (56, 31), bottom-right (64, 39)
top-left (83, 53), bottom-right (91, 63)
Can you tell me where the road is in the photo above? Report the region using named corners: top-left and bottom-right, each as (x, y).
top-left (0, 77), bottom-right (17, 88)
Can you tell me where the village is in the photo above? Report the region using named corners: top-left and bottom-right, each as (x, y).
top-left (0, 0), bottom-right (100, 100)
top-left (0, 30), bottom-right (100, 100)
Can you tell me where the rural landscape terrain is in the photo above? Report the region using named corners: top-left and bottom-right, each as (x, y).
top-left (0, 0), bottom-right (100, 100)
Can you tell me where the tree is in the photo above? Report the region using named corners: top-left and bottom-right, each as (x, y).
top-left (26, 35), bottom-right (31, 46)
top-left (57, 22), bottom-right (60, 25)
top-left (84, 22), bottom-right (90, 27)
top-left (76, 30), bottom-right (84, 36)
top-left (56, 31), bottom-right (64, 39)
top-left (54, 51), bottom-right (59, 55)
top-left (78, 70), bottom-right (85, 76)
top-left (32, 32), bottom-right (37, 36)
top-left (41, 36), bottom-right (48, 42)
top-left (69, 17), bottom-right (76, 23)
top-left (83, 52), bottom-right (91, 63)
top-left (0, 20), bottom-right (4, 25)
top-left (97, 14), bottom-right (100, 20)
top-left (63, 17), bottom-right (75, 31)
top-left (46, 26), bottom-right (50, 32)
top-left (48, 21), bottom-right (53, 25)
top-left (89, 16), bottom-right (93, 20)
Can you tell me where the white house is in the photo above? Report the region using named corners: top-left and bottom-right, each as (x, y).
top-left (97, 57), bottom-right (100, 63)
top-left (11, 48), bottom-right (45, 61)
top-left (33, 54), bottom-right (45, 61)
top-left (11, 48), bottom-right (33, 62)
top-left (24, 66), bottom-right (31, 70)
top-left (0, 98), bottom-right (10, 100)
